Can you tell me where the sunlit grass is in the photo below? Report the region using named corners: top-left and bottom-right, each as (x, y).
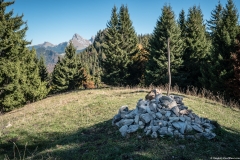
top-left (0, 88), bottom-right (239, 159)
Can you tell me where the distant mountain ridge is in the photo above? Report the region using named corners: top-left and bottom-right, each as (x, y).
top-left (30, 33), bottom-right (94, 72)
top-left (30, 33), bottom-right (93, 54)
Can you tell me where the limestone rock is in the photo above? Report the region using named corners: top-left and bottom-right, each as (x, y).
top-left (159, 120), bottom-right (167, 127)
top-left (179, 116), bottom-right (185, 122)
top-left (158, 127), bottom-right (168, 135)
top-left (202, 132), bottom-right (216, 139)
top-left (169, 117), bottom-right (179, 123)
top-left (127, 125), bottom-right (139, 133)
top-left (179, 122), bottom-right (187, 134)
top-left (119, 125), bottom-right (128, 137)
top-left (156, 112), bottom-right (163, 119)
top-left (165, 111), bottom-right (171, 117)
top-left (168, 101), bottom-right (178, 109)
top-left (149, 102), bottom-right (157, 112)
top-left (171, 106), bottom-right (180, 116)
top-left (118, 105), bottom-right (129, 118)
top-left (134, 115), bottom-right (140, 124)
top-left (152, 126), bottom-right (160, 132)
top-left (192, 124), bottom-right (203, 133)
top-left (112, 114), bottom-right (121, 125)
top-left (151, 131), bottom-right (158, 138)
top-left (179, 109), bottom-right (189, 115)
top-left (140, 113), bottom-right (152, 124)
top-left (145, 89), bottom-right (162, 100)
top-left (116, 119), bottom-right (134, 127)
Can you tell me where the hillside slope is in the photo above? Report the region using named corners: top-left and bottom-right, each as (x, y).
top-left (0, 88), bottom-right (239, 159)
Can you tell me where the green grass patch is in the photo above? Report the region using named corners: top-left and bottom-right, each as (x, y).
top-left (0, 88), bottom-right (240, 159)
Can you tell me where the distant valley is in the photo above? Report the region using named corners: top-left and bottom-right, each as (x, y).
top-left (29, 33), bottom-right (94, 72)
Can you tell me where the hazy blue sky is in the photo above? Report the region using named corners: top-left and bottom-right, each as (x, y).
top-left (7, 0), bottom-right (240, 45)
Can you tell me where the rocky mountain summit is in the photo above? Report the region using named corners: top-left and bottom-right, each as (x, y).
top-left (71, 33), bottom-right (92, 51)
top-left (29, 33), bottom-right (94, 72)
top-left (112, 89), bottom-right (216, 140)
top-left (30, 33), bottom-right (93, 54)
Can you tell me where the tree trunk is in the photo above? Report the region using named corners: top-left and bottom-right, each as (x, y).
top-left (167, 37), bottom-right (171, 96)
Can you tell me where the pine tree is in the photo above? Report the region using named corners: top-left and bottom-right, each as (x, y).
top-left (199, 1), bottom-right (223, 90)
top-left (118, 5), bottom-right (139, 85)
top-left (145, 5), bottom-right (184, 86)
top-left (201, 0), bottom-right (239, 94)
top-left (51, 42), bottom-right (86, 93)
top-left (178, 9), bottom-right (187, 39)
top-left (38, 55), bottom-right (49, 82)
top-left (227, 34), bottom-right (240, 100)
top-left (183, 6), bottom-right (210, 88)
top-left (0, 0), bottom-right (48, 111)
top-left (102, 5), bottom-right (138, 85)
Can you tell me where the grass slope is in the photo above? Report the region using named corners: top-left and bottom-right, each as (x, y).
top-left (0, 88), bottom-right (240, 159)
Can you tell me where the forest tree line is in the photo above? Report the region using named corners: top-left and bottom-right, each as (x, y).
top-left (0, 0), bottom-right (240, 112)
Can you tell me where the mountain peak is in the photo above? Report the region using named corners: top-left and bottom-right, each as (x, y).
top-left (71, 33), bottom-right (91, 50)
top-left (42, 41), bottom-right (54, 47)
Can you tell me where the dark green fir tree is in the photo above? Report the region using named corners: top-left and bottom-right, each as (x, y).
top-left (51, 42), bottom-right (86, 93)
top-left (200, 0), bottom-right (239, 95)
top-left (145, 5), bottom-right (184, 86)
top-left (0, 0), bottom-right (48, 111)
top-left (183, 5), bottom-right (210, 88)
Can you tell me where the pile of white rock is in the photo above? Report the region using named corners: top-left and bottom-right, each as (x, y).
top-left (112, 89), bottom-right (216, 140)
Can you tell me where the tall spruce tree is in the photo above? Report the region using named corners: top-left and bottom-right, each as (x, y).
top-left (199, 1), bottom-right (223, 90)
top-left (102, 5), bottom-right (138, 85)
top-left (227, 34), bottom-right (240, 101)
top-left (38, 55), bottom-right (49, 82)
top-left (0, 0), bottom-right (48, 111)
top-left (118, 5), bottom-right (138, 85)
top-left (145, 5), bottom-right (184, 86)
top-left (183, 6), bottom-right (210, 88)
top-left (201, 0), bottom-right (239, 94)
top-left (178, 9), bottom-right (187, 39)
top-left (51, 42), bottom-right (86, 93)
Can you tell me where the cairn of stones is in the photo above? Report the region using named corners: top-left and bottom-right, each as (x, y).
top-left (112, 89), bottom-right (216, 140)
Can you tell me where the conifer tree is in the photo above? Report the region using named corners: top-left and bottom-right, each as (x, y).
top-left (38, 55), bottom-right (49, 82)
top-left (102, 5), bottom-right (138, 85)
top-left (0, 0), bottom-right (48, 111)
top-left (178, 9), bottom-right (187, 39)
top-left (118, 5), bottom-right (138, 85)
top-left (183, 6), bottom-right (210, 87)
top-left (227, 34), bottom-right (240, 100)
top-left (200, 0), bottom-right (239, 94)
top-left (51, 42), bottom-right (86, 93)
top-left (145, 5), bottom-right (184, 86)
top-left (199, 1), bottom-right (223, 90)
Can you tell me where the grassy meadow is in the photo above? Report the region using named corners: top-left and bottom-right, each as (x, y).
top-left (0, 87), bottom-right (240, 159)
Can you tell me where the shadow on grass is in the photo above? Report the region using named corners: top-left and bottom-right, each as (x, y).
top-left (1, 118), bottom-right (240, 160)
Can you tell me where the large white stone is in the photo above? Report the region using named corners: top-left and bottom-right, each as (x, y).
top-left (149, 103), bottom-right (157, 112)
top-left (165, 111), bottom-right (171, 117)
top-left (171, 106), bottom-right (180, 116)
top-left (156, 112), bottom-right (163, 119)
top-left (159, 120), bottom-right (167, 127)
top-left (116, 119), bottom-right (134, 127)
top-left (179, 122), bottom-right (187, 134)
top-left (140, 113), bottom-right (152, 123)
top-left (127, 125), bottom-right (139, 133)
top-left (158, 127), bottom-right (168, 135)
top-left (192, 124), bottom-right (203, 133)
top-left (202, 132), bottom-right (216, 139)
top-left (151, 131), bottom-right (158, 138)
top-left (152, 126), bottom-right (160, 132)
top-left (169, 117), bottom-right (179, 122)
top-left (134, 114), bottom-right (140, 124)
top-left (119, 125), bottom-right (128, 137)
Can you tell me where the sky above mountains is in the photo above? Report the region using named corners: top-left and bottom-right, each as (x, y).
top-left (7, 0), bottom-right (240, 45)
